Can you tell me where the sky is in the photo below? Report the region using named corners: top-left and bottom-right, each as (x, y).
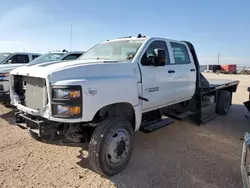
top-left (0, 0), bottom-right (249, 65)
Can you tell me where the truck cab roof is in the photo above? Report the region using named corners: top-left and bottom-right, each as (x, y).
top-left (104, 35), bottom-right (185, 45)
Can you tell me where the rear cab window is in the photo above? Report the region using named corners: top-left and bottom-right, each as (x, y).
top-left (170, 42), bottom-right (191, 64)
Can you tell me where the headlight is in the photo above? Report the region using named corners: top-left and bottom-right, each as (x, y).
top-left (51, 86), bottom-right (82, 118)
top-left (52, 88), bottom-right (81, 99)
top-left (52, 104), bottom-right (81, 117)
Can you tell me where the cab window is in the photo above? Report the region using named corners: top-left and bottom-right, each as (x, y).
top-left (170, 42), bottom-right (190, 64)
top-left (7, 54), bottom-right (29, 64)
top-left (141, 40), bottom-right (170, 65)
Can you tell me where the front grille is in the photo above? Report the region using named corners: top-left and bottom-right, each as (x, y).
top-left (0, 84), bottom-right (3, 91)
top-left (14, 76), bottom-right (47, 110)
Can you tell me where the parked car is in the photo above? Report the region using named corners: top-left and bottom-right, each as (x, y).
top-left (0, 51), bottom-right (84, 104)
top-left (0, 52), bottom-right (41, 65)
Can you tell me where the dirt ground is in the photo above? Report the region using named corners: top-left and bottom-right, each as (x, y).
top-left (0, 73), bottom-right (249, 188)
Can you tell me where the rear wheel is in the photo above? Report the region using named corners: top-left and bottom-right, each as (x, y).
top-left (88, 117), bottom-right (134, 176)
top-left (216, 90), bottom-right (232, 115)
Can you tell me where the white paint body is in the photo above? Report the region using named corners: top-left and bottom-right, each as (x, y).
top-left (9, 37), bottom-right (196, 131)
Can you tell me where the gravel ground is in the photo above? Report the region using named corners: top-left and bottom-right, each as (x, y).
top-left (0, 73), bottom-right (249, 188)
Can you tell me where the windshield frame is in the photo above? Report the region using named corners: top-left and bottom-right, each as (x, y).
top-left (79, 39), bottom-right (145, 61)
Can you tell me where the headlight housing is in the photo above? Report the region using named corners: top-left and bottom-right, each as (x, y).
top-left (51, 86), bottom-right (82, 118)
top-left (52, 88), bottom-right (81, 99)
top-left (0, 73), bottom-right (9, 80)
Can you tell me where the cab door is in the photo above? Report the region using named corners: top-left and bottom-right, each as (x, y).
top-left (167, 41), bottom-right (196, 102)
top-left (138, 39), bottom-right (176, 112)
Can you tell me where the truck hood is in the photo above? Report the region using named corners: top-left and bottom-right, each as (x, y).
top-left (10, 59), bottom-right (117, 77)
top-left (9, 59), bottom-right (139, 84)
top-left (0, 64), bottom-right (24, 73)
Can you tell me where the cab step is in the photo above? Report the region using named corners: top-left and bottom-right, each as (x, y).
top-left (29, 128), bottom-right (39, 134)
top-left (164, 111), bottom-right (194, 120)
top-left (17, 122), bottom-right (27, 129)
top-left (140, 117), bottom-right (174, 133)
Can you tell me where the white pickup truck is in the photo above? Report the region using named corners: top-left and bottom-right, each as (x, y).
top-left (0, 52), bottom-right (41, 65)
top-left (9, 34), bottom-right (239, 176)
top-left (0, 51), bottom-right (84, 104)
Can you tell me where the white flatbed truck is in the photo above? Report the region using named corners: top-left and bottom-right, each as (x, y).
top-left (9, 34), bottom-right (239, 176)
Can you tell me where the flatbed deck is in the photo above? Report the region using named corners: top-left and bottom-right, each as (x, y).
top-left (200, 78), bottom-right (239, 91)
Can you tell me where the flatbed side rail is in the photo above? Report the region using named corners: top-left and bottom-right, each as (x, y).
top-left (199, 80), bottom-right (240, 93)
top-left (241, 132), bottom-right (250, 188)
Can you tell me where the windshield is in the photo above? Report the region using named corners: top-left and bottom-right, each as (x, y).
top-left (0, 53), bottom-right (12, 64)
top-left (28, 53), bottom-right (64, 65)
top-left (79, 40), bottom-right (145, 61)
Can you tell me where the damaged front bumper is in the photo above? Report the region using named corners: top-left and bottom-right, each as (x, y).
top-left (14, 111), bottom-right (60, 141)
top-left (13, 111), bottom-right (93, 143)
top-left (241, 133), bottom-right (250, 188)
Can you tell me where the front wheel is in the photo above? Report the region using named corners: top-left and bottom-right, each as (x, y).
top-left (88, 117), bottom-right (134, 176)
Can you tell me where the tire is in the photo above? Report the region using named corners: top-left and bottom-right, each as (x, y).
top-left (88, 117), bottom-right (134, 176)
top-left (28, 129), bottom-right (42, 141)
top-left (216, 90), bottom-right (232, 115)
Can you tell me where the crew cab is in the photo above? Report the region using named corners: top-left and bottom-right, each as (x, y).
top-left (0, 51), bottom-right (84, 104)
top-left (9, 34), bottom-right (239, 176)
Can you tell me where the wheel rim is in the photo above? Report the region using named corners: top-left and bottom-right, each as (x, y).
top-left (107, 128), bottom-right (130, 166)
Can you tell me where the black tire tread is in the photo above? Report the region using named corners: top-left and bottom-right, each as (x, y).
top-left (216, 90), bottom-right (231, 115)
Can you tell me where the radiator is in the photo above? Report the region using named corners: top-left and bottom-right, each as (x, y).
top-left (24, 77), bottom-right (47, 110)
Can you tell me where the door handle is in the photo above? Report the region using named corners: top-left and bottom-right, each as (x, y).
top-left (168, 70), bottom-right (175, 74)
top-left (190, 69), bottom-right (196, 72)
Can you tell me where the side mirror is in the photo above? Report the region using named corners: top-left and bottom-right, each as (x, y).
top-left (145, 48), bottom-right (166, 66)
top-left (7, 60), bottom-right (12, 64)
top-left (153, 48), bottom-right (166, 66)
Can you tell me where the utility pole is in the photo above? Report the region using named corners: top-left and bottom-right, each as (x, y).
top-left (217, 52), bottom-right (220, 64)
top-left (69, 24), bottom-right (72, 51)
